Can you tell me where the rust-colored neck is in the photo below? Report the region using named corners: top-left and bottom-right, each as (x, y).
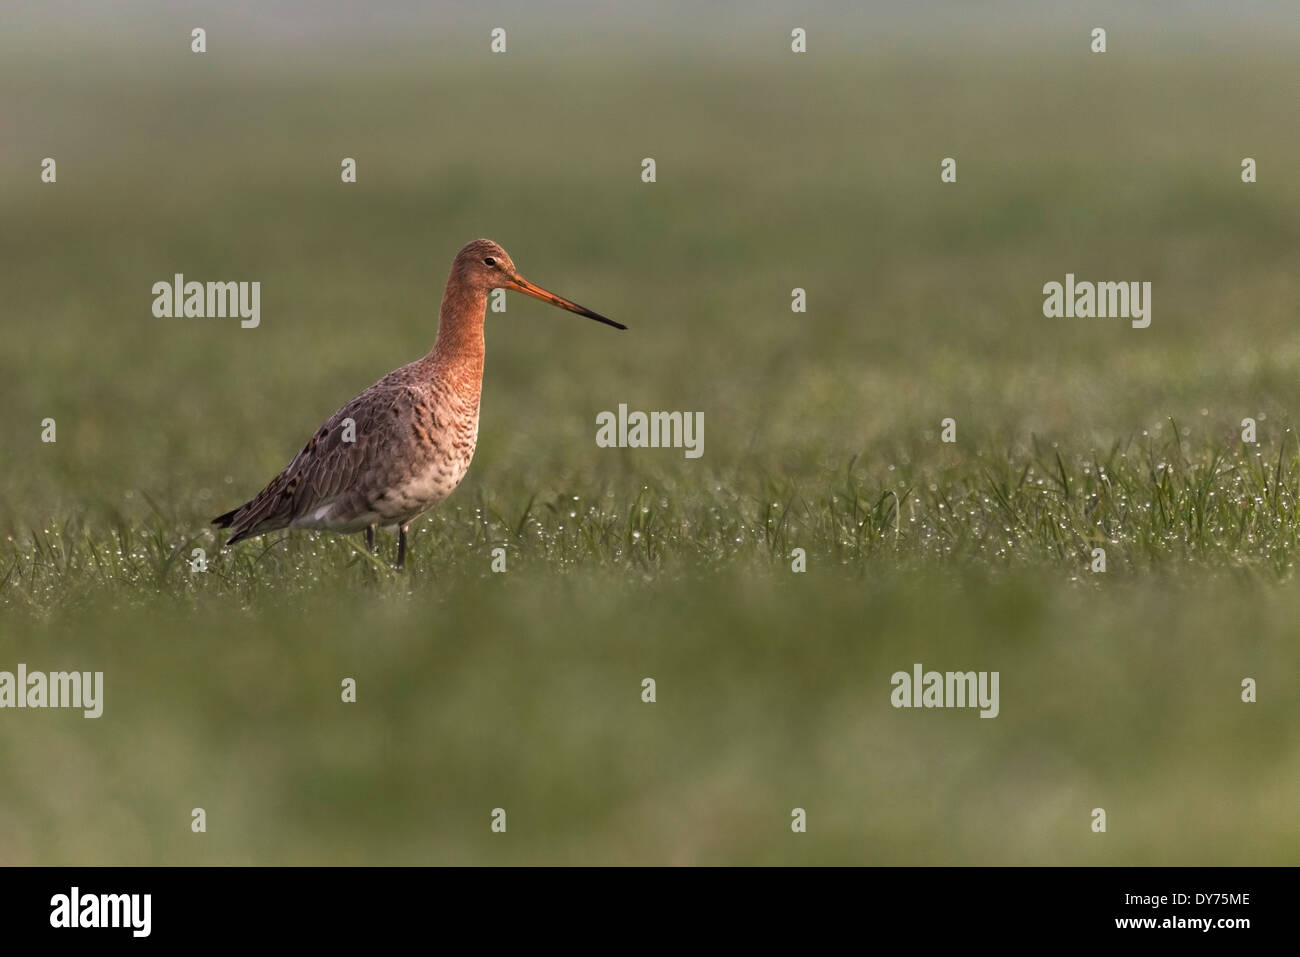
top-left (428, 279), bottom-right (486, 395)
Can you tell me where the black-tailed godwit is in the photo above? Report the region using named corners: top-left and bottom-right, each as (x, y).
top-left (212, 238), bottom-right (624, 568)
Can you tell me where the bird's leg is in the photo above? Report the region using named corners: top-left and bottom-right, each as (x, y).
top-left (365, 525), bottom-right (375, 553)
top-left (396, 523), bottom-right (409, 570)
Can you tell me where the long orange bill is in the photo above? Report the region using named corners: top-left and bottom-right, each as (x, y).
top-left (506, 274), bottom-right (626, 330)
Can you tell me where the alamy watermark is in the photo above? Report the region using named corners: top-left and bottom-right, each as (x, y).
top-left (891, 663), bottom-right (999, 718)
top-left (0, 665), bottom-right (103, 718)
top-left (50, 887), bottom-right (150, 937)
top-left (1043, 273), bottom-right (1150, 328)
top-left (152, 274), bottom-right (260, 328)
top-left (596, 404), bottom-right (703, 459)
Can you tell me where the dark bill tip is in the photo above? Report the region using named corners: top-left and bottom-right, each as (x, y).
top-left (571, 304), bottom-right (627, 331)
top-left (509, 275), bottom-right (627, 330)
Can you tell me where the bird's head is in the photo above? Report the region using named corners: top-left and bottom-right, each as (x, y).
top-left (451, 238), bottom-right (625, 330)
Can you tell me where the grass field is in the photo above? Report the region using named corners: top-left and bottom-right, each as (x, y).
top-left (1, 4), bottom-right (1298, 864)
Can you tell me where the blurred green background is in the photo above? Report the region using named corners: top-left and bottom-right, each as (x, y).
top-left (0, 2), bottom-right (1297, 864)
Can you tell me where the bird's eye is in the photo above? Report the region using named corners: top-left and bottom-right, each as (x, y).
top-left (484, 257), bottom-right (496, 266)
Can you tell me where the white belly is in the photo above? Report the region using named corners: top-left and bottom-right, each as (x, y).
top-left (387, 455), bottom-right (472, 516)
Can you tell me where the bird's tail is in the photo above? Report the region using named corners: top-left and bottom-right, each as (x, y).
top-left (211, 506), bottom-right (241, 529)
top-left (211, 491), bottom-right (291, 546)
top-left (211, 501), bottom-right (258, 546)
